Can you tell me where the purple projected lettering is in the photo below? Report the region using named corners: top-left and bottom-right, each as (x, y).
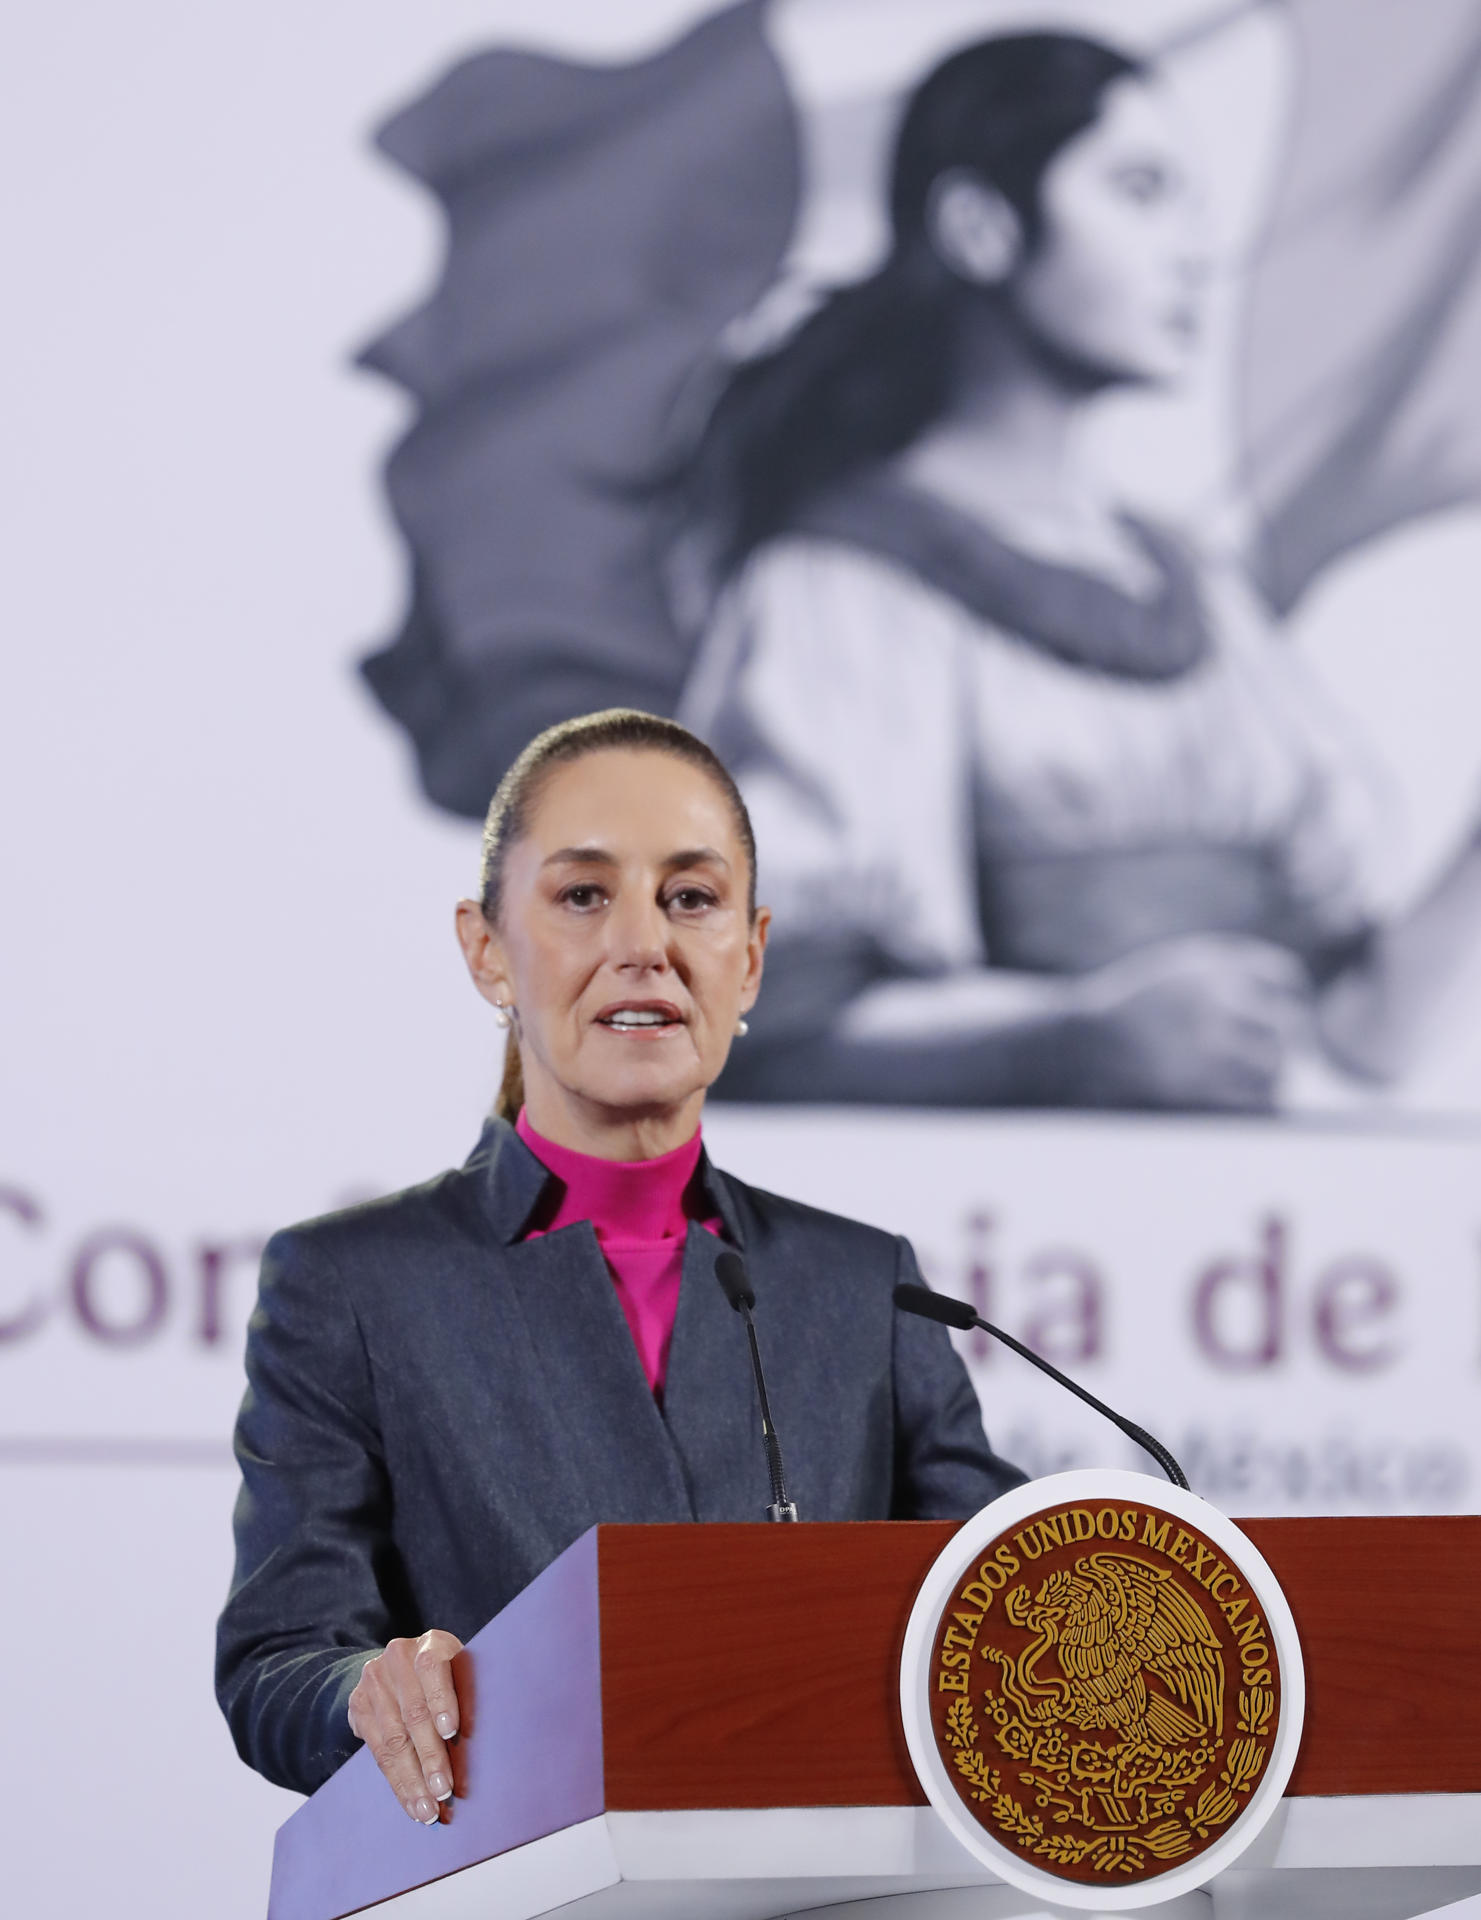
top-left (0, 1183), bottom-right (262, 1352)
top-left (69, 1231), bottom-right (169, 1345)
top-left (0, 1188), bottom-right (48, 1343)
top-left (1191, 1215), bottom-right (1403, 1371)
top-left (918, 1206), bottom-right (1426, 1382)
top-left (952, 1213), bottom-right (1107, 1366)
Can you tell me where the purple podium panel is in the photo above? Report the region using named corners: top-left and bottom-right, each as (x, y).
top-left (268, 1526), bottom-right (605, 1920)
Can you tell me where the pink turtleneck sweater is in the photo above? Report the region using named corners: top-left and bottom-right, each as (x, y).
top-left (515, 1109), bottom-right (721, 1396)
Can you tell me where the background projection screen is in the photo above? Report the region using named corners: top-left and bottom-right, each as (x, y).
top-left (4, 3), bottom-right (1481, 1916)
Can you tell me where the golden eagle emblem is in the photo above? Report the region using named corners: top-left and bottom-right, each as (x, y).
top-left (929, 1502), bottom-right (1280, 1884)
top-left (991, 1551), bottom-right (1224, 1754)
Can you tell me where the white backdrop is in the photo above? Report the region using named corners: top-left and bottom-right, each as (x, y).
top-left (3, 4), bottom-right (1479, 1917)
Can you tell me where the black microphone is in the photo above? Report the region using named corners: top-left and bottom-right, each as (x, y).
top-left (715, 1249), bottom-right (799, 1521)
top-left (894, 1282), bottom-right (1190, 1490)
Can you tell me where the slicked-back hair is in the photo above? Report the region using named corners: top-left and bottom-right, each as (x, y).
top-left (478, 707), bottom-right (756, 924)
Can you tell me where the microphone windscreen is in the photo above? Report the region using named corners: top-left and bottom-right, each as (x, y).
top-left (714, 1248), bottom-right (757, 1313)
top-left (894, 1282), bottom-right (976, 1331)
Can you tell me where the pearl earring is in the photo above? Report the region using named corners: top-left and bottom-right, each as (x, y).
top-left (734, 1017), bottom-right (750, 1037)
top-left (493, 1003), bottom-right (513, 1030)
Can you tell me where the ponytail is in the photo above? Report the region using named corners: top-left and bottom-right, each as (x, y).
top-left (684, 256), bottom-right (956, 579)
top-left (494, 1030), bottom-right (525, 1124)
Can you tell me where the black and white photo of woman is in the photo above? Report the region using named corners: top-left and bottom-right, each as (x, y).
top-left (677, 28), bottom-right (1481, 1112)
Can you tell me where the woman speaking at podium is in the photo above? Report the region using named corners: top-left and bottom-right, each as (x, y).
top-left (215, 709), bottom-right (1023, 1821)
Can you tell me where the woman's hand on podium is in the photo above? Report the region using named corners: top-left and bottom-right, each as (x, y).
top-left (347, 1628), bottom-right (464, 1823)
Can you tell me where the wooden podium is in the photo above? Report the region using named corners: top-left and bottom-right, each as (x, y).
top-left (268, 1518), bottom-right (1481, 1920)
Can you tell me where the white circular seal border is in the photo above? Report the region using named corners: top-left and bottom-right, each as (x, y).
top-left (900, 1468), bottom-right (1306, 1910)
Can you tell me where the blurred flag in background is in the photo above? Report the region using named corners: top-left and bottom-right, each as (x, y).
top-left (361, 0), bottom-right (1481, 811)
top-left (1240, 0), bottom-right (1481, 613)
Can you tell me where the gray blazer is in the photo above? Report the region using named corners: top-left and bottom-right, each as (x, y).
top-left (215, 1118), bottom-right (1024, 1795)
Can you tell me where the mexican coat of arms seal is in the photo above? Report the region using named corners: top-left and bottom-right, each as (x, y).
top-left (901, 1469), bottom-right (1305, 1910)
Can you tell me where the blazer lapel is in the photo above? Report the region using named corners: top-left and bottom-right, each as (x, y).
top-left (498, 1224), bottom-right (696, 1524)
top-left (457, 1119), bottom-right (764, 1527)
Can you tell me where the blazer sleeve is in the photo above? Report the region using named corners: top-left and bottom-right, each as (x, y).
top-left (889, 1237), bottom-right (1027, 1518)
top-left (215, 1227), bottom-right (395, 1794)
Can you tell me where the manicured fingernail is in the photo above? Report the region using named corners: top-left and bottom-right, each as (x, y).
top-left (415, 1797), bottom-right (438, 1824)
top-left (429, 1772), bottom-right (451, 1801)
top-left (435, 1713), bottom-right (455, 1739)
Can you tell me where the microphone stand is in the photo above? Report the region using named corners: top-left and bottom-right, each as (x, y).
top-left (742, 1310), bottom-right (798, 1523)
top-left (715, 1251), bottom-right (798, 1521)
top-left (894, 1282), bottom-right (1190, 1489)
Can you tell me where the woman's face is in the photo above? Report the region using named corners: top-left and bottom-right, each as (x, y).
top-left (1008, 74), bottom-right (1209, 387)
top-left (468, 749), bottom-right (768, 1138)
